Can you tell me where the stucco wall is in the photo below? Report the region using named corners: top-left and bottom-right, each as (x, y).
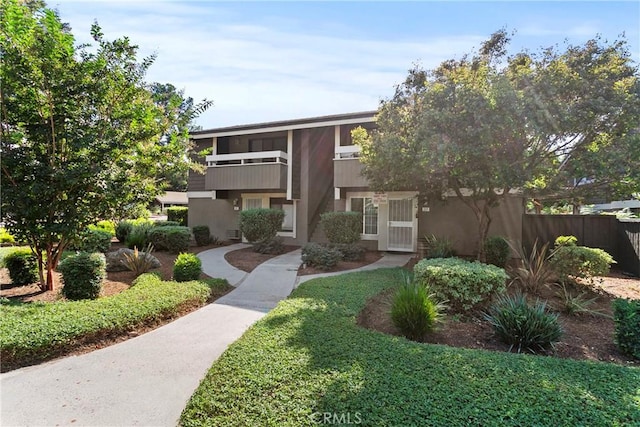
top-left (188, 197), bottom-right (239, 241)
top-left (418, 196), bottom-right (524, 257)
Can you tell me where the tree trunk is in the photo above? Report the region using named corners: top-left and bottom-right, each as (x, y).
top-left (476, 202), bottom-right (493, 262)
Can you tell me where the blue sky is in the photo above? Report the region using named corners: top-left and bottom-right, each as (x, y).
top-left (52, 1), bottom-right (639, 130)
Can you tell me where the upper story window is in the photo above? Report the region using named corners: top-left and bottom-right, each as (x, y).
top-left (249, 137), bottom-right (287, 153)
top-left (339, 122), bottom-right (376, 146)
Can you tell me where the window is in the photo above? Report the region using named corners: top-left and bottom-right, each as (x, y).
top-left (242, 193), bottom-right (295, 237)
top-left (339, 123), bottom-right (377, 147)
top-left (270, 198), bottom-right (294, 232)
top-left (350, 197), bottom-right (378, 235)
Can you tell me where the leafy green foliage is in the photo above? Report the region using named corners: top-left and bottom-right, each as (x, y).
top-left (125, 222), bottom-right (155, 250)
top-left (116, 221), bottom-right (134, 243)
top-left (510, 240), bottom-right (556, 293)
top-left (550, 245), bottom-right (615, 285)
top-left (556, 284), bottom-right (604, 317)
top-left (555, 235), bottom-right (578, 247)
top-left (485, 293), bottom-right (563, 353)
top-left (192, 225), bottom-right (212, 246)
top-left (4, 248), bottom-right (38, 286)
top-left (253, 237), bottom-right (285, 255)
top-left (320, 211), bottom-right (362, 244)
top-left (484, 236), bottom-right (510, 267)
top-left (356, 30), bottom-right (640, 261)
top-left (68, 227), bottom-right (112, 253)
top-left (391, 273), bottom-right (443, 340)
top-left (0, 228), bottom-right (16, 245)
top-left (58, 252), bottom-right (106, 300)
top-left (181, 268), bottom-right (639, 426)
top-left (612, 299), bottom-right (640, 360)
top-left (167, 206), bottom-right (188, 226)
top-left (0, 274), bottom-right (211, 370)
top-left (422, 234), bottom-right (456, 259)
top-left (92, 221), bottom-right (116, 237)
top-left (239, 208), bottom-right (285, 249)
top-left (301, 243), bottom-right (342, 270)
top-left (414, 257), bottom-right (508, 313)
top-left (173, 253), bottom-right (202, 282)
top-left (148, 226), bottom-right (190, 253)
top-left (121, 244), bottom-right (156, 277)
top-left (154, 220), bottom-right (182, 227)
top-left (329, 243), bottom-right (366, 262)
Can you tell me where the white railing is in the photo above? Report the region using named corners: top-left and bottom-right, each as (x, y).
top-left (206, 150), bottom-right (288, 166)
top-left (334, 145), bottom-right (361, 159)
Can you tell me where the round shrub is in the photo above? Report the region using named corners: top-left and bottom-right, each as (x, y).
top-left (148, 226), bottom-right (191, 253)
top-left (192, 225), bottom-right (212, 246)
top-left (59, 252), bottom-right (106, 300)
top-left (612, 298), bottom-right (640, 360)
top-left (329, 243), bottom-right (366, 262)
top-left (484, 293), bottom-right (563, 353)
top-left (391, 276), bottom-right (442, 341)
top-left (414, 257), bottom-right (508, 313)
top-left (239, 208), bottom-right (285, 244)
top-left (301, 243), bottom-right (342, 270)
top-left (167, 206), bottom-right (188, 226)
top-left (550, 245), bottom-right (615, 284)
top-left (4, 248), bottom-right (38, 286)
top-left (254, 237), bottom-right (284, 255)
top-left (484, 236), bottom-right (510, 268)
top-left (173, 253), bottom-right (202, 282)
top-left (115, 220), bottom-right (134, 243)
top-left (320, 211), bottom-right (362, 244)
top-left (69, 227), bottom-right (112, 253)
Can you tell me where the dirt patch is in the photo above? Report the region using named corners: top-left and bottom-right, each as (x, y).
top-left (224, 245), bottom-right (300, 272)
top-left (358, 275), bottom-right (640, 366)
top-left (298, 251), bottom-right (383, 276)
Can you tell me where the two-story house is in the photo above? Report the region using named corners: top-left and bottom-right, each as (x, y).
top-left (187, 111), bottom-right (524, 255)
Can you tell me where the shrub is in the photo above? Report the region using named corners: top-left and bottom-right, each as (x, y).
top-left (329, 243), bottom-right (366, 262)
top-left (550, 245), bottom-right (615, 285)
top-left (253, 237), bottom-right (284, 255)
top-left (116, 220), bottom-right (134, 243)
top-left (414, 257), bottom-right (507, 313)
top-left (391, 273), bottom-right (443, 341)
top-left (59, 252), bottom-right (106, 300)
top-left (167, 206), bottom-right (188, 226)
top-left (612, 298), bottom-right (640, 360)
top-left (239, 208), bottom-right (284, 245)
top-left (423, 235), bottom-right (456, 259)
top-left (510, 240), bottom-right (555, 293)
top-left (555, 235), bottom-right (578, 247)
top-left (173, 253), bottom-right (202, 282)
top-left (121, 244), bottom-right (156, 277)
top-left (153, 220), bottom-right (182, 227)
top-left (192, 225), bottom-right (212, 246)
top-left (69, 227), bottom-right (112, 253)
top-left (148, 226), bottom-right (191, 253)
top-left (320, 211), bottom-right (362, 244)
top-left (556, 284), bottom-right (603, 316)
top-left (484, 293), bottom-right (563, 353)
top-left (301, 243), bottom-right (342, 270)
top-left (0, 228), bottom-right (16, 245)
top-left (4, 249), bottom-right (38, 286)
top-left (125, 222), bottom-right (155, 249)
top-left (92, 220), bottom-right (116, 237)
top-left (484, 236), bottom-right (510, 267)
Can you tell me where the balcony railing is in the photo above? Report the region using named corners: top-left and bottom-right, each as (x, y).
top-left (206, 150), bottom-right (288, 166)
top-left (334, 145), bottom-right (360, 159)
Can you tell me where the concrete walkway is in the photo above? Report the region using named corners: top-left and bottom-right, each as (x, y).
top-left (0, 246), bottom-right (409, 426)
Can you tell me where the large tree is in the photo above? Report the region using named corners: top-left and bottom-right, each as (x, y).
top-left (0, 0), bottom-right (204, 290)
top-left (355, 30), bottom-right (639, 260)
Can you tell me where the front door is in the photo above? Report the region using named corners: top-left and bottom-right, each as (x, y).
top-left (387, 198), bottom-right (414, 251)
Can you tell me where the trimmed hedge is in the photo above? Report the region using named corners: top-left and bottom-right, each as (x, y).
top-left (148, 226), bottom-right (191, 253)
top-left (484, 236), bottom-right (510, 267)
top-left (329, 243), bottom-right (366, 262)
top-left (414, 257), bottom-right (508, 313)
top-left (181, 269), bottom-right (640, 426)
top-left (59, 252), bottom-right (106, 300)
top-left (167, 206), bottom-right (188, 226)
top-left (192, 225), bottom-right (212, 246)
top-left (613, 298), bottom-right (640, 360)
top-left (0, 274), bottom-right (212, 371)
top-left (69, 227), bottom-right (112, 253)
top-left (320, 211), bottom-right (362, 244)
top-left (173, 253), bottom-right (202, 282)
top-left (550, 245), bottom-right (615, 284)
top-left (4, 248), bottom-right (38, 286)
top-left (239, 208), bottom-right (284, 244)
top-left (154, 220), bottom-right (182, 227)
top-left (301, 242), bottom-right (342, 269)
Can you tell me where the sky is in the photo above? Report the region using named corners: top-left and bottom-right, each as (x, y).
top-left (51, 1), bottom-right (640, 130)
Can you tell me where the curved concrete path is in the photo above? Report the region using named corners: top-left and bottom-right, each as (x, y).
top-left (0, 246), bottom-right (410, 426)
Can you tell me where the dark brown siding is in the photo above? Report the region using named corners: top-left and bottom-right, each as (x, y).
top-left (334, 159), bottom-right (368, 187)
top-left (188, 138), bottom-right (213, 191)
top-left (292, 130), bottom-right (302, 199)
top-left (205, 164), bottom-right (287, 191)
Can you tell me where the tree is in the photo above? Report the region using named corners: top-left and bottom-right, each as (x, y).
top-left (0, 0), bottom-right (185, 290)
top-left (355, 30), bottom-right (639, 260)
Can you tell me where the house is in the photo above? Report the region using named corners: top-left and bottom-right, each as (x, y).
top-left (187, 111), bottom-right (525, 255)
top-left (154, 191), bottom-right (188, 211)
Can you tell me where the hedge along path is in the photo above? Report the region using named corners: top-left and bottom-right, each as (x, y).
top-left (181, 268), bottom-right (640, 427)
top-left (0, 274), bottom-right (213, 371)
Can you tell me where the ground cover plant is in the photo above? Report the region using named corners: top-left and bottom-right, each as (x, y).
top-left (181, 269), bottom-right (639, 426)
top-left (0, 274), bottom-right (216, 371)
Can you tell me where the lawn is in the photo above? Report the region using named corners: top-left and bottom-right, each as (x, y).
top-left (181, 268), bottom-right (640, 426)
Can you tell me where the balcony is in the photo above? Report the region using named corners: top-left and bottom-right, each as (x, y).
top-left (334, 145), bottom-right (368, 188)
top-left (205, 151), bottom-right (288, 191)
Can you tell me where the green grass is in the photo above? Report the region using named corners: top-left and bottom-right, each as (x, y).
top-left (181, 268), bottom-right (640, 426)
top-left (0, 274), bottom-right (227, 371)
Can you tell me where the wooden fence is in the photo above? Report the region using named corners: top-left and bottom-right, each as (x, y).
top-left (522, 214), bottom-right (640, 277)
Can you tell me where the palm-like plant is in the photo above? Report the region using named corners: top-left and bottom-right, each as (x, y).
top-left (509, 240), bottom-right (556, 293)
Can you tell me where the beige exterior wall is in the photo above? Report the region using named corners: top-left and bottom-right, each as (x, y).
top-left (188, 197), bottom-right (239, 241)
top-left (205, 164), bottom-right (287, 191)
top-left (334, 159), bottom-right (368, 187)
top-left (418, 196), bottom-right (524, 257)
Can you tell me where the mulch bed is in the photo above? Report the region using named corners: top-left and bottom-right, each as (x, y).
top-left (224, 245), bottom-right (300, 272)
top-left (298, 251), bottom-right (383, 276)
top-left (358, 268), bottom-right (640, 366)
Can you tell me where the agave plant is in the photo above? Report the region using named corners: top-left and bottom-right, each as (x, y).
top-left (509, 240), bottom-right (556, 294)
top-left (121, 244), bottom-right (156, 277)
